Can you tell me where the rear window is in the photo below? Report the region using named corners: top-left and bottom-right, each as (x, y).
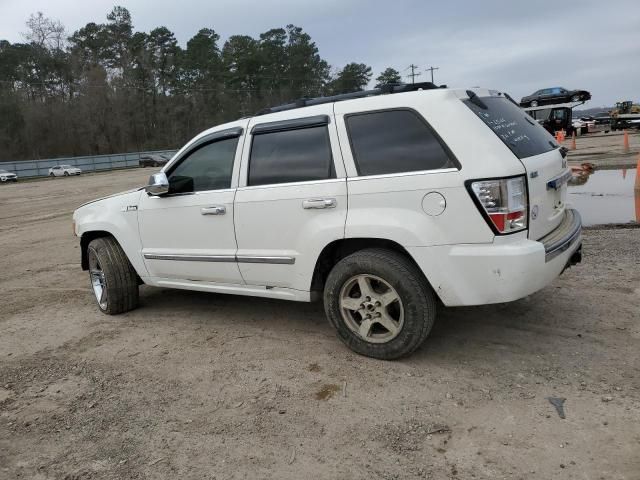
top-left (464, 96), bottom-right (557, 159)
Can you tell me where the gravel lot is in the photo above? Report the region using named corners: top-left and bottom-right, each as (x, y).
top-left (1, 169), bottom-right (639, 479)
top-left (567, 130), bottom-right (640, 168)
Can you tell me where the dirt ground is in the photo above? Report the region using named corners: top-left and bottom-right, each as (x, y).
top-left (567, 130), bottom-right (640, 168)
top-left (1, 169), bottom-right (639, 480)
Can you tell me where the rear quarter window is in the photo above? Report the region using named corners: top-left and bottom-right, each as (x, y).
top-left (345, 109), bottom-right (457, 176)
top-left (464, 96), bottom-right (557, 159)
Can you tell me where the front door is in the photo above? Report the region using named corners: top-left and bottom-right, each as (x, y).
top-left (138, 125), bottom-right (247, 284)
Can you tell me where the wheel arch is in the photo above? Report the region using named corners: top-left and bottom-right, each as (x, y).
top-left (310, 237), bottom-right (437, 299)
top-left (80, 230), bottom-right (114, 270)
top-left (81, 230), bottom-right (144, 285)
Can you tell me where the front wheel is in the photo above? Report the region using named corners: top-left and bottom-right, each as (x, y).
top-left (49, 172), bottom-right (54, 177)
top-left (87, 237), bottom-right (139, 314)
top-left (64, 171), bottom-right (69, 176)
top-left (530, 100), bottom-right (538, 107)
top-left (571, 95), bottom-right (580, 102)
top-left (324, 248), bottom-right (436, 360)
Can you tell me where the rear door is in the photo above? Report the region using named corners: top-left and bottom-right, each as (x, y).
top-left (233, 106), bottom-right (347, 291)
top-left (463, 95), bottom-right (568, 239)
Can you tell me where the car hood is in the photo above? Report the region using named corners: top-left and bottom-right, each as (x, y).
top-left (0, 172), bottom-right (17, 176)
top-left (78, 187), bottom-right (145, 208)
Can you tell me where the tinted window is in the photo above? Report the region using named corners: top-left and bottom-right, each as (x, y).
top-left (346, 110), bottom-right (456, 176)
top-left (528, 108), bottom-right (550, 121)
top-left (248, 126), bottom-right (334, 186)
top-left (464, 96), bottom-right (557, 159)
top-left (168, 137), bottom-right (238, 194)
top-left (552, 109), bottom-right (567, 120)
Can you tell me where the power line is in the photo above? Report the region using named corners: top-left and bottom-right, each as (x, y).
top-left (425, 66), bottom-right (439, 83)
top-left (407, 64), bottom-right (420, 84)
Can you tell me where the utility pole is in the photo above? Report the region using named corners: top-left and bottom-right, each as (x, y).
top-left (407, 64), bottom-right (421, 84)
top-left (425, 66), bottom-right (439, 83)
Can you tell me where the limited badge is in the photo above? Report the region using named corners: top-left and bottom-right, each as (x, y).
top-left (531, 205), bottom-right (539, 220)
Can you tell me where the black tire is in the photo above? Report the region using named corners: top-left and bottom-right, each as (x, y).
top-left (571, 95), bottom-right (580, 102)
top-left (324, 248), bottom-right (436, 360)
top-left (49, 172), bottom-right (54, 177)
top-left (87, 236), bottom-right (139, 315)
top-left (64, 171), bottom-right (69, 176)
top-left (530, 100), bottom-right (538, 107)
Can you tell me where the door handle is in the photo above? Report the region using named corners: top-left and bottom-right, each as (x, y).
top-left (302, 198), bottom-right (336, 209)
top-left (201, 205), bottom-right (226, 215)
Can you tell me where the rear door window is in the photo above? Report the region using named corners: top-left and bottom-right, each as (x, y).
top-left (464, 96), bottom-right (557, 159)
top-left (345, 109), bottom-right (457, 176)
top-left (248, 126), bottom-right (334, 186)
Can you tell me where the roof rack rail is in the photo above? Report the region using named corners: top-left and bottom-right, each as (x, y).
top-left (255, 82), bottom-right (446, 116)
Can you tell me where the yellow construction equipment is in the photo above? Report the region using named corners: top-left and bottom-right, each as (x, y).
top-left (610, 101), bottom-right (640, 130)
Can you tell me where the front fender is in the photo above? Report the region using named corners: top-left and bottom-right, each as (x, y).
top-left (74, 190), bottom-right (148, 277)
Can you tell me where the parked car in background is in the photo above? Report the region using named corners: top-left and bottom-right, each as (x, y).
top-left (572, 117), bottom-right (587, 135)
top-left (588, 113), bottom-right (611, 133)
top-left (139, 154), bottom-right (170, 168)
top-left (0, 169), bottom-right (18, 183)
top-left (49, 165), bottom-right (82, 177)
top-left (74, 84), bottom-right (582, 360)
top-left (520, 87), bottom-right (591, 107)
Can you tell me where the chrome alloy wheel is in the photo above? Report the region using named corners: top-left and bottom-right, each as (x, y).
top-left (339, 274), bottom-right (404, 344)
top-left (88, 248), bottom-right (107, 310)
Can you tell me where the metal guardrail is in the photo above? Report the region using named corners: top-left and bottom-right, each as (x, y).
top-left (0, 149), bottom-right (178, 178)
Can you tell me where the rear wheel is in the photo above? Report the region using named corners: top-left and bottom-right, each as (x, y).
top-left (324, 248), bottom-right (436, 360)
top-left (530, 100), bottom-right (538, 107)
top-left (64, 171), bottom-right (69, 176)
top-left (87, 237), bottom-right (139, 315)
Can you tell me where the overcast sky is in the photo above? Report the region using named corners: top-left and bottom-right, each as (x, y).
top-left (1, 0), bottom-right (638, 107)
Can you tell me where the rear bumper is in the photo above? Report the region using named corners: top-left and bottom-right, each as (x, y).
top-left (408, 209), bottom-right (582, 307)
top-left (540, 209), bottom-right (581, 262)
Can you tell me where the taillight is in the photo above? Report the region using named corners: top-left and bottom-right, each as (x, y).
top-left (468, 176), bottom-right (528, 234)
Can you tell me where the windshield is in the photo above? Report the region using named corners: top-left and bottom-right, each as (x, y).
top-left (463, 96), bottom-right (557, 159)
top-left (61, 165), bottom-right (72, 168)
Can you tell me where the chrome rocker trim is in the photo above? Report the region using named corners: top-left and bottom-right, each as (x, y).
top-left (144, 253), bottom-right (295, 265)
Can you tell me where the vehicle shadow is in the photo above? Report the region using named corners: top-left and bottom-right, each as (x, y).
top-left (136, 285), bottom-right (574, 365)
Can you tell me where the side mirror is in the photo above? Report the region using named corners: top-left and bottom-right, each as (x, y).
top-left (145, 172), bottom-right (169, 196)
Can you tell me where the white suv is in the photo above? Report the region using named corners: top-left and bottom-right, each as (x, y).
top-left (73, 84), bottom-right (582, 359)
